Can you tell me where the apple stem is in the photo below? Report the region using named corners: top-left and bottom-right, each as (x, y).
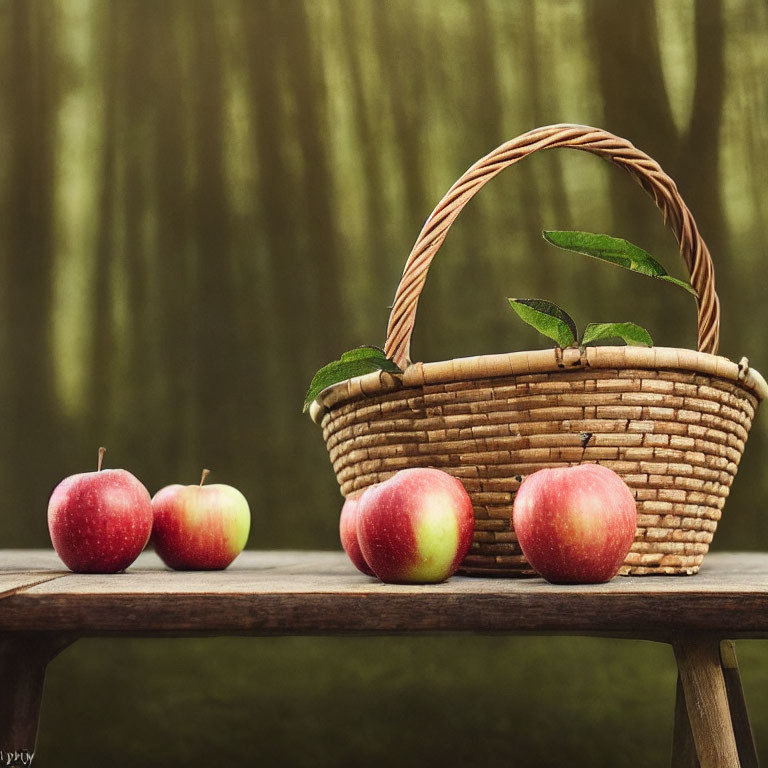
top-left (98, 446), bottom-right (106, 472)
top-left (200, 468), bottom-right (210, 487)
top-left (579, 432), bottom-right (593, 463)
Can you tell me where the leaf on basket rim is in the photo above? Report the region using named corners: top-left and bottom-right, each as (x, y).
top-left (581, 322), bottom-right (654, 347)
top-left (542, 230), bottom-right (698, 297)
top-left (508, 298), bottom-right (577, 348)
top-left (304, 347), bottom-right (401, 412)
top-left (339, 346), bottom-right (392, 362)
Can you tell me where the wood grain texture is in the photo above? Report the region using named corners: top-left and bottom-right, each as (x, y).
top-left (0, 574), bottom-right (66, 599)
top-left (672, 674), bottom-right (700, 768)
top-left (0, 551), bottom-right (68, 600)
top-left (720, 640), bottom-right (760, 768)
top-left (674, 636), bottom-right (740, 768)
top-left (2, 551), bottom-right (768, 636)
top-left (0, 550), bottom-right (73, 572)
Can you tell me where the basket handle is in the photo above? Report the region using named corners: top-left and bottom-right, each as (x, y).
top-left (384, 124), bottom-right (720, 369)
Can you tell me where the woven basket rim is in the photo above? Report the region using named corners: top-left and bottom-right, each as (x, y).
top-left (309, 345), bottom-right (767, 423)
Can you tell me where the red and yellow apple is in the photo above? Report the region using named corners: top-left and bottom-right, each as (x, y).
top-left (47, 447), bottom-right (153, 573)
top-left (512, 463), bottom-right (637, 584)
top-left (339, 495), bottom-right (375, 576)
top-left (151, 469), bottom-right (250, 570)
top-left (356, 467), bottom-right (474, 584)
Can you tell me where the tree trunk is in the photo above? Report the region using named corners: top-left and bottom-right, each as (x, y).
top-left (0, 0), bottom-right (62, 544)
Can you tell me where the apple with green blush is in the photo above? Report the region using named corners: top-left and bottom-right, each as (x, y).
top-left (151, 469), bottom-right (251, 570)
top-left (356, 468), bottom-right (474, 584)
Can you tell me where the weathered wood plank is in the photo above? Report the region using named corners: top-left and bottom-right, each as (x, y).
top-left (1, 551), bottom-right (768, 635)
top-left (0, 550), bottom-right (68, 598)
top-left (0, 549), bottom-right (70, 599)
top-left (5, 549), bottom-right (768, 586)
top-left (0, 549), bottom-right (338, 573)
top-left (0, 574), bottom-right (66, 600)
top-left (0, 550), bottom-right (68, 572)
top-left (6, 591), bottom-right (768, 635)
top-left (4, 551), bottom-right (764, 596)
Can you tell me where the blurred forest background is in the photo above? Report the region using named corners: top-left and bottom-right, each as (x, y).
top-left (1, 0), bottom-right (767, 766)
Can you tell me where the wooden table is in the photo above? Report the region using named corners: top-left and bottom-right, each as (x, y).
top-left (0, 550), bottom-right (765, 767)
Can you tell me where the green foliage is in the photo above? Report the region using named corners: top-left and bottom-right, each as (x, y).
top-left (508, 299), bottom-right (577, 348)
top-left (581, 322), bottom-right (653, 347)
top-left (508, 230), bottom-right (696, 348)
top-left (509, 299), bottom-right (652, 349)
top-left (542, 230), bottom-right (698, 296)
top-left (338, 346), bottom-right (392, 362)
top-left (304, 347), bottom-right (401, 412)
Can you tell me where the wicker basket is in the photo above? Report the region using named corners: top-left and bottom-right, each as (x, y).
top-left (310, 124), bottom-right (767, 576)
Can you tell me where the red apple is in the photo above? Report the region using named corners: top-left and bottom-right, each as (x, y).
top-left (339, 495), bottom-right (375, 576)
top-left (356, 467), bottom-right (475, 584)
top-left (47, 447), bottom-right (153, 573)
top-left (512, 463), bottom-right (637, 584)
top-left (151, 469), bottom-right (250, 570)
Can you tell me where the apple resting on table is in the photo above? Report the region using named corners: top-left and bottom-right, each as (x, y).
top-left (512, 463), bottom-right (637, 584)
top-left (151, 469), bottom-right (251, 570)
top-left (339, 495), bottom-right (376, 576)
top-left (356, 467), bottom-right (475, 584)
top-left (47, 447), bottom-right (153, 573)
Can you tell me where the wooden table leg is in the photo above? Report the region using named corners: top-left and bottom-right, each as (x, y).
top-left (672, 672), bottom-right (700, 768)
top-left (672, 636), bottom-right (741, 768)
top-left (720, 640), bottom-right (759, 768)
top-left (0, 634), bottom-right (74, 765)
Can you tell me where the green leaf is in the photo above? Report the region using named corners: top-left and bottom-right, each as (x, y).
top-left (581, 322), bottom-right (654, 347)
top-left (542, 230), bottom-right (697, 297)
top-left (508, 298), bottom-right (577, 348)
top-left (303, 348), bottom-right (401, 412)
top-left (339, 346), bottom-right (393, 363)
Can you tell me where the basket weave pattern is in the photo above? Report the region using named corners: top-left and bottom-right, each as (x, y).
top-left (312, 125), bottom-right (766, 576)
top-left (319, 350), bottom-right (760, 575)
